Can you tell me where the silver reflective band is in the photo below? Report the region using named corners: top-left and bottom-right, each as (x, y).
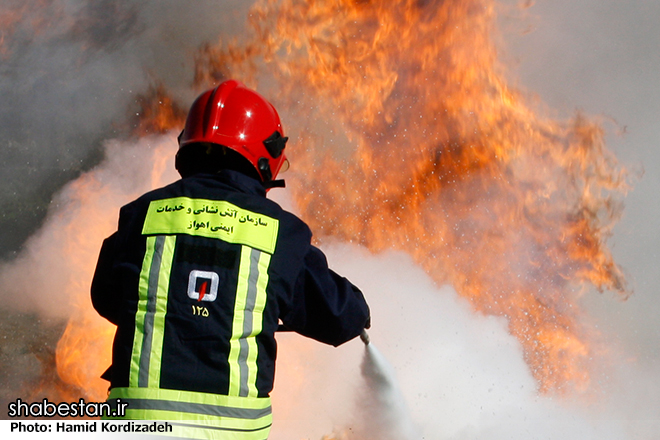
top-left (139, 235), bottom-right (166, 387)
top-left (228, 246), bottom-right (270, 398)
top-left (238, 248), bottom-right (263, 397)
top-left (167, 420), bottom-right (272, 434)
top-left (117, 398), bottom-right (272, 420)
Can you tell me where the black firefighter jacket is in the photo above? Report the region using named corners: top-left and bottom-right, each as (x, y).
top-left (90, 170), bottom-right (370, 436)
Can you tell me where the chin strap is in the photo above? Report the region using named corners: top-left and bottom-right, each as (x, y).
top-left (262, 179), bottom-right (286, 190)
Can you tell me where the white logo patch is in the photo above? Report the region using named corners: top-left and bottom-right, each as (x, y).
top-left (187, 270), bottom-right (219, 302)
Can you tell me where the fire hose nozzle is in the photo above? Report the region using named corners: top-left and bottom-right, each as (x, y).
top-left (360, 329), bottom-right (370, 345)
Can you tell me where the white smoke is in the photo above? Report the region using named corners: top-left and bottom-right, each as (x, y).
top-left (1, 0), bottom-right (658, 438)
top-left (269, 241), bottom-right (660, 439)
top-left (0, 131), bottom-right (656, 440)
top-left (0, 134), bottom-right (179, 319)
top-left (0, 0), bottom-right (249, 256)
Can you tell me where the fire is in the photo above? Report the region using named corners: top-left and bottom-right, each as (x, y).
top-left (132, 83), bottom-right (188, 137)
top-left (52, 138), bottom-right (181, 401)
top-left (193, 0), bottom-right (629, 393)
top-left (41, 0), bottom-right (628, 406)
top-left (3, 134), bottom-right (180, 403)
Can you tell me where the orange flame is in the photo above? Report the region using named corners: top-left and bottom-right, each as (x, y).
top-left (42, 136), bottom-right (180, 403)
top-left (193, 0), bottom-right (629, 393)
top-left (46, 0), bottom-right (629, 403)
top-left (131, 83), bottom-right (188, 137)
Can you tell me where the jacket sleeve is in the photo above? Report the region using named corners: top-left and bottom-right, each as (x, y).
top-left (280, 245), bottom-right (370, 347)
top-left (91, 232), bottom-right (121, 325)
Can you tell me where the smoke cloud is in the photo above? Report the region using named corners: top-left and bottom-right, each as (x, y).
top-left (1, 0), bottom-right (658, 438)
top-left (269, 242), bottom-right (660, 439)
top-left (0, 134), bottom-right (179, 318)
top-left (0, 0), bottom-right (248, 257)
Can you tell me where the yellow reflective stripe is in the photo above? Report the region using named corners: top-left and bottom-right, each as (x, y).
top-left (228, 246), bottom-right (271, 398)
top-left (130, 236), bottom-right (156, 387)
top-left (229, 246), bottom-right (252, 397)
top-left (129, 235), bottom-right (175, 388)
top-left (170, 423), bottom-right (270, 440)
top-left (105, 388), bottom-right (272, 437)
top-left (148, 235), bottom-right (175, 388)
top-left (246, 252), bottom-right (270, 397)
top-left (108, 387), bottom-right (271, 410)
top-left (109, 409), bottom-right (271, 428)
top-left (142, 197), bottom-right (279, 254)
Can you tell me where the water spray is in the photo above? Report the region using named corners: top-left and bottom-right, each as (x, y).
top-left (355, 329), bottom-right (418, 440)
top-left (276, 325), bottom-right (417, 438)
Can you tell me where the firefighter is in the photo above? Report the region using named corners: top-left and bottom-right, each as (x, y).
top-left (91, 79), bottom-right (370, 439)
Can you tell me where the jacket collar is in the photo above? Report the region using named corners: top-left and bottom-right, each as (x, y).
top-left (190, 170), bottom-right (267, 197)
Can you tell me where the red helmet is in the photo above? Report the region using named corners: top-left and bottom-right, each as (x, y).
top-left (178, 79), bottom-right (288, 182)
